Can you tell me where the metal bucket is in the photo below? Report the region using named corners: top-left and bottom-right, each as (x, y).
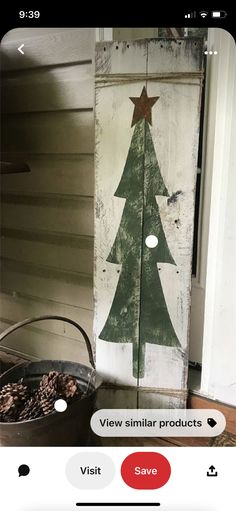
top-left (0, 315), bottom-right (101, 446)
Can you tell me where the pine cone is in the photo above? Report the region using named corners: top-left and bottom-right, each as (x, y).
top-left (0, 382), bottom-right (29, 422)
top-left (57, 373), bottom-right (81, 399)
top-left (39, 371), bottom-right (81, 400)
top-left (40, 394), bottom-right (56, 416)
top-left (0, 371), bottom-right (83, 423)
top-left (39, 371), bottom-right (59, 397)
top-left (18, 395), bottom-right (42, 421)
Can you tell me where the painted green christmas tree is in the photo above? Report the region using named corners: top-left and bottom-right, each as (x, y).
top-left (99, 86), bottom-right (181, 378)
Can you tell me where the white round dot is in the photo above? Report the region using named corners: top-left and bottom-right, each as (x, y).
top-left (209, 51), bottom-right (213, 55)
top-left (54, 399), bottom-right (67, 412)
top-left (145, 235), bottom-right (158, 248)
top-left (214, 51), bottom-right (218, 55)
top-left (204, 50), bottom-right (208, 55)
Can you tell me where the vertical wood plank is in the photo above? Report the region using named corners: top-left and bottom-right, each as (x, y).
top-left (94, 39), bottom-right (204, 406)
top-left (95, 41), bottom-right (147, 392)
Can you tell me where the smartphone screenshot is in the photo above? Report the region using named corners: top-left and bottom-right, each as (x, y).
top-left (0, 6), bottom-right (235, 511)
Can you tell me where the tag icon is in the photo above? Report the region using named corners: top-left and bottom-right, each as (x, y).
top-left (207, 418), bottom-right (217, 428)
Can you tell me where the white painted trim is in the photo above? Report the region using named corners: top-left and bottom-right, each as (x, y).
top-left (96, 28), bottom-right (113, 42)
top-left (200, 28), bottom-right (235, 397)
top-left (188, 31), bottom-right (219, 364)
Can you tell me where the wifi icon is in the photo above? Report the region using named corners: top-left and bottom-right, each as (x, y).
top-left (200, 11), bottom-right (208, 18)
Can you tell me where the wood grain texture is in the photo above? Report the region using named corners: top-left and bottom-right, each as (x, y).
top-left (94, 39), bottom-right (203, 406)
top-left (188, 394), bottom-right (236, 435)
top-left (101, 436), bottom-right (210, 447)
top-left (96, 388), bottom-right (137, 409)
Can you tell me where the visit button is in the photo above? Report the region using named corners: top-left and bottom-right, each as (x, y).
top-left (121, 452), bottom-right (171, 489)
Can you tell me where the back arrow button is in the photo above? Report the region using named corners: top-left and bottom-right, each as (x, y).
top-left (18, 44), bottom-right (24, 55)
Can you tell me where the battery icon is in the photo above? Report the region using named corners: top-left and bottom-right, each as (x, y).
top-left (211, 10), bottom-right (227, 18)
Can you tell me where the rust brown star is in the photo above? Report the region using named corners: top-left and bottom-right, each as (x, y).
top-left (130, 86), bottom-right (159, 127)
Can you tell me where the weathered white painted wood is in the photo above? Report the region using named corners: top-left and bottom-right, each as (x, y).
top-left (2, 63), bottom-right (93, 113)
top-left (1, 29), bottom-right (95, 71)
top-left (2, 111), bottom-right (94, 153)
top-left (96, 389), bottom-right (137, 409)
top-left (113, 28), bottom-right (159, 41)
top-left (95, 41), bottom-right (147, 391)
top-left (138, 392), bottom-right (186, 409)
top-left (97, 389), bottom-right (184, 409)
top-left (0, 292), bottom-right (93, 342)
top-left (96, 40), bottom-right (147, 75)
top-left (95, 39), bottom-right (203, 405)
top-left (141, 47), bottom-right (203, 390)
top-left (148, 38), bottom-right (204, 73)
top-left (1, 196), bottom-right (94, 236)
top-left (1, 155), bottom-right (94, 196)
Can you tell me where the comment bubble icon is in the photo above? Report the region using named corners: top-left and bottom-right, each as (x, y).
top-left (18, 464), bottom-right (30, 477)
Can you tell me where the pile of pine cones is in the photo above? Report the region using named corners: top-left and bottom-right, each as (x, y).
top-left (0, 371), bottom-right (83, 423)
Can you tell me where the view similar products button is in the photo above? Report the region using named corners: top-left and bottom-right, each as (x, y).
top-left (91, 409), bottom-right (226, 437)
top-left (121, 452), bottom-right (171, 489)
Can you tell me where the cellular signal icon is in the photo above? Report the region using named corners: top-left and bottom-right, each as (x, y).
top-left (185, 11), bottom-right (196, 18)
top-left (200, 11), bottom-right (208, 18)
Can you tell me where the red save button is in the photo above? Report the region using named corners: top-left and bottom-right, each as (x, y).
top-left (121, 452), bottom-right (171, 489)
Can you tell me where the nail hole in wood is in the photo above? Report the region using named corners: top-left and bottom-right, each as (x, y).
top-left (104, 47), bottom-right (106, 51)
top-left (160, 44), bottom-right (163, 48)
top-left (116, 45), bottom-right (119, 49)
top-left (103, 269), bottom-right (106, 272)
top-left (176, 271), bottom-right (179, 274)
top-left (127, 44), bottom-right (129, 48)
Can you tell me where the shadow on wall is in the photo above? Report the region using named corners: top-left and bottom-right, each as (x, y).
top-left (0, 38), bottom-right (95, 361)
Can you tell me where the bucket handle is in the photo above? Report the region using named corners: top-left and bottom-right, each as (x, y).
top-left (0, 315), bottom-right (95, 369)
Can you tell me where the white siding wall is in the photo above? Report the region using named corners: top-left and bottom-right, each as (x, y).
top-left (0, 28), bottom-right (95, 365)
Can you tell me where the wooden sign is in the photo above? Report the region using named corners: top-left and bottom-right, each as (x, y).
top-left (94, 39), bottom-right (204, 407)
